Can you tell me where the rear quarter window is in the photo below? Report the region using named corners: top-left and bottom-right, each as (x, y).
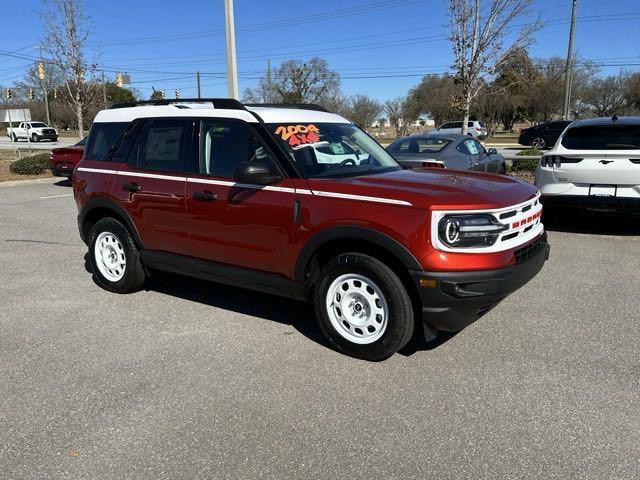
top-left (85, 122), bottom-right (129, 161)
top-left (561, 125), bottom-right (640, 150)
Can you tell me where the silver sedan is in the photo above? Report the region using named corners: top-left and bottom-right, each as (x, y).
top-left (386, 133), bottom-right (506, 173)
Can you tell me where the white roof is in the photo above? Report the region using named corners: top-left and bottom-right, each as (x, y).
top-left (246, 106), bottom-right (350, 124)
top-left (93, 103), bottom-right (351, 125)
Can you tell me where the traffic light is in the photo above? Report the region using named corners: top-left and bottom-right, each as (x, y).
top-left (53, 88), bottom-right (58, 99)
top-left (28, 88), bottom-right (34, 100)
top-left (159, 90), bottom-right (165, 99)
top-left (37, 62), bottom-right (45, 80)
top-left (116, 72), bottom-right (123, 88)
top-left (174, 89), bottom-right (180, 99)
top-left (5, 88), bottom-right (11, 99)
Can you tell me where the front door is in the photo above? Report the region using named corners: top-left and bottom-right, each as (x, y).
top-left (185, 119), bottom-right (295, 276)
top-left (113, 118), bottom-right (193, 256)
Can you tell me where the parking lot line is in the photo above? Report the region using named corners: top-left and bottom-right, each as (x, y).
top-left (39, 193), bottom-right (72, 199)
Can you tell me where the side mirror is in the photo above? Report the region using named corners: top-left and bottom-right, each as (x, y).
top-left (488, 148), bottom-right (498, 155)
top-left (233, 161), bottom-right (282, 185)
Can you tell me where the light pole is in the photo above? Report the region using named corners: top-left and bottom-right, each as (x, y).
top-left (562, 0), bottom-right (577, 120)
top-left (224, 0), bottom-right (239, 99)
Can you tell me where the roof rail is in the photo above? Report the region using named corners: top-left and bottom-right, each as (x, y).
top-left (245, 103), bottom-right (329, 113)
top-left (110, 98), bottom-right (247, 110)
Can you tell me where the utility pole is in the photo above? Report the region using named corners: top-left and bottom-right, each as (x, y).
top-left (224, 0), bottom-right (239, 99)
top-left (101, 70), bottom-right (108, 108)
top-left (267, 59), bottom-right (272, 97)
top-left (38, 46), bottom-right (51, 125)
top-left (196, 71), bottom-right (201, 99)
top-left (562, 0), bottom-right (577, 120)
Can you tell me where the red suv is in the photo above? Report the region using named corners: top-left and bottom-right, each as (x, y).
top-left (73, 99), bottom-right (549, 360)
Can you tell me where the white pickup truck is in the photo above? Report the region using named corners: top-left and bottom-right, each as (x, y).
top-left (7, 122), bottom-right (58, 142)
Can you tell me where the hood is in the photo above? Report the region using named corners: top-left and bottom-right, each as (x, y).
top-left (305, 168), bottom-right (538, 210)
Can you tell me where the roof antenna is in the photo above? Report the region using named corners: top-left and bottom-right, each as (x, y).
top-left (612, 114), bottom-right (618, 121)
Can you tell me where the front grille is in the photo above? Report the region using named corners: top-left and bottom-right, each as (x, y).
top-left (514, 236), bottom-right (544, 264)
top-left (43, 129), bottom-right (55, 134)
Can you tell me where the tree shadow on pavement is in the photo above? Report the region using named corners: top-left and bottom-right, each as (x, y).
top-left (544, 209), bottom-right (640, 236)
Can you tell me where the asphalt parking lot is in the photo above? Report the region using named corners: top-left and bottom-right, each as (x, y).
top-left (1, 178), bottom-right (639, 479)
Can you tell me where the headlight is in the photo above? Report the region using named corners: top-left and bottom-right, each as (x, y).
top-left (438, 214), bottom-right (508, 248)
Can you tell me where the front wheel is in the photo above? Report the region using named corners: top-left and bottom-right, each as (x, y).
top-left (31, 133), bottom-right (39, 142)
top-left (88, 218), bottom-right (146, 293)
top-left (313, 253), bottom-right (414, 361)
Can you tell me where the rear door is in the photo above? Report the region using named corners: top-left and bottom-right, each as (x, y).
top-left (185, 119), bottom-right (295, 276)
top-left (113, 118), bottom-right (193, 255)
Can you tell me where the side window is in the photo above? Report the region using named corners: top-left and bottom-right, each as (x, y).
top-left (468, 121), bottom-right (475, 127)
top-left (472, 140), bottom-right (485, 155)
top-left (465, 139), bottom-right (481, 155)
top-left (456, 141), bottom-right (470, 155)
top-left (440, 122), bottom-right (452, 129)
top-left (199, 120), bottom-right (277, 179)
top-left (85, 122), bottom-right (129, 161)
top-left (130, 119), bottom-right (191, 172)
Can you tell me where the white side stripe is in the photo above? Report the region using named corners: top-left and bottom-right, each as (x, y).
top-left (311, 190), bottom-right (412, 206)
top-left (75, 168), bottom-right (412, 206)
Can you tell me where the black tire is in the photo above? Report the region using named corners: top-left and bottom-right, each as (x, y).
top-left (313, 253), bottom-right (414, 361)
top-left (88, 217), bottom-right (146, 293)
top-left (32, 133), bottom-right (39, 143)
top-left (11, 133), bottom-right (17, 142)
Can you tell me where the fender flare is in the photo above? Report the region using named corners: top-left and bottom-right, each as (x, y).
top-left (294, 226), bottom-right (422, 283)
top-left (79, 197), bottom-right (143, 247)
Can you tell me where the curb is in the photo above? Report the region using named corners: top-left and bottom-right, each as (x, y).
top-left (0, 176), bottom-right (59, 187)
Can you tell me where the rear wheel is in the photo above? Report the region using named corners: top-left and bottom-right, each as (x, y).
top-left (88, 218), bottom-right (146, 293)
top-left (313, 253), bottom-right (414, 361)
top-left (532, 137), bottom-right (546, 149)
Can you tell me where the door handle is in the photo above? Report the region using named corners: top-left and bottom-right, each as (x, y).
top-left (193, 190), bottom-right (218, 201)
top-left (123, 182), bottom-right (142, 192)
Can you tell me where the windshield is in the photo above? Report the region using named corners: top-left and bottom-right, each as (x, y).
top-left (561, 125), bottom-right (640, 150)
top-left (268, 122), bottom-right (401, 178)
top-left (30, 122), bottom-right (47, 128)
top-left (389, 136), bottom-right (451, 154)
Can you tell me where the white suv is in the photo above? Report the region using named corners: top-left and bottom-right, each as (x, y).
top-left (434, 121), bottom-right (487, 139)
top-left (535, 116), bottom-right (640, 213)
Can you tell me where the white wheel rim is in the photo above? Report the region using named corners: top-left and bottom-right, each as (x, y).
top-left (94, 231), bottom-right (126, 282)
top-left (325, 273), bottom-right (389, 345)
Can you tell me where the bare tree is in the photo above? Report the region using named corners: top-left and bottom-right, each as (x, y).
top-left (582, 75), bottom-right (628, 117)
top-left (41, 0), bottom-right (97, 139)
top-left (447, 0), bottom-right (541, 134)
top-left (344, 95), bottom-right (383, 130)
top-left (405, 74), bottom-right (458, 127)
top-left (384, 97), bottom-right (415, 138)
top-left (243, 58), bottom-right (340, 106)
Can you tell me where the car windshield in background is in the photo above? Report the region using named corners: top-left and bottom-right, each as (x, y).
top-left (562, 125), bottom-right (640, 150)
top-left (267, 123), bottom-right (401, 178)
top-left (391, 137), bottom-right (451, 153)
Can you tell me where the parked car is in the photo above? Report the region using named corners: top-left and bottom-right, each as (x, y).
top-left (387, 134), bottom-right (506, 173)
top-left (74, 98), bottom-right (548, 361)
top-left (434, 120), bottom-right (488, 139)
top-left (7, 121), bottom-right (58, 142)
top-left (49, 137), bottom-right (87, 178)
top-left (518, 121), bottom-right (572, 150)
top-left (535, 116), bottom-right (640, 214)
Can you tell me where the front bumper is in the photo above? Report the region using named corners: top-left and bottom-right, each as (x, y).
top-left (410, 234), bottom-right (549, 334)
top-left (541, 195), bottom-right (640, 214)
top-left (36, 133), bottom-right (58, 140)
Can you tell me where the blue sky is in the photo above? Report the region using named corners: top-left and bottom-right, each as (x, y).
top-left (1, 0), bottom-right (639, 101)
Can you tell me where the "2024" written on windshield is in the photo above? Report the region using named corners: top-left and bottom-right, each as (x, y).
top-left (275, 124), bottom-right (320, 146)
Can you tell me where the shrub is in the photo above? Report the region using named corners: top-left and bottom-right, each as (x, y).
top-left (9, 153), bottom-right (51, 175)
top-left (516, 148), bottom-right (542, 156)
top-left (511, 157), bottom-right (539, 173)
